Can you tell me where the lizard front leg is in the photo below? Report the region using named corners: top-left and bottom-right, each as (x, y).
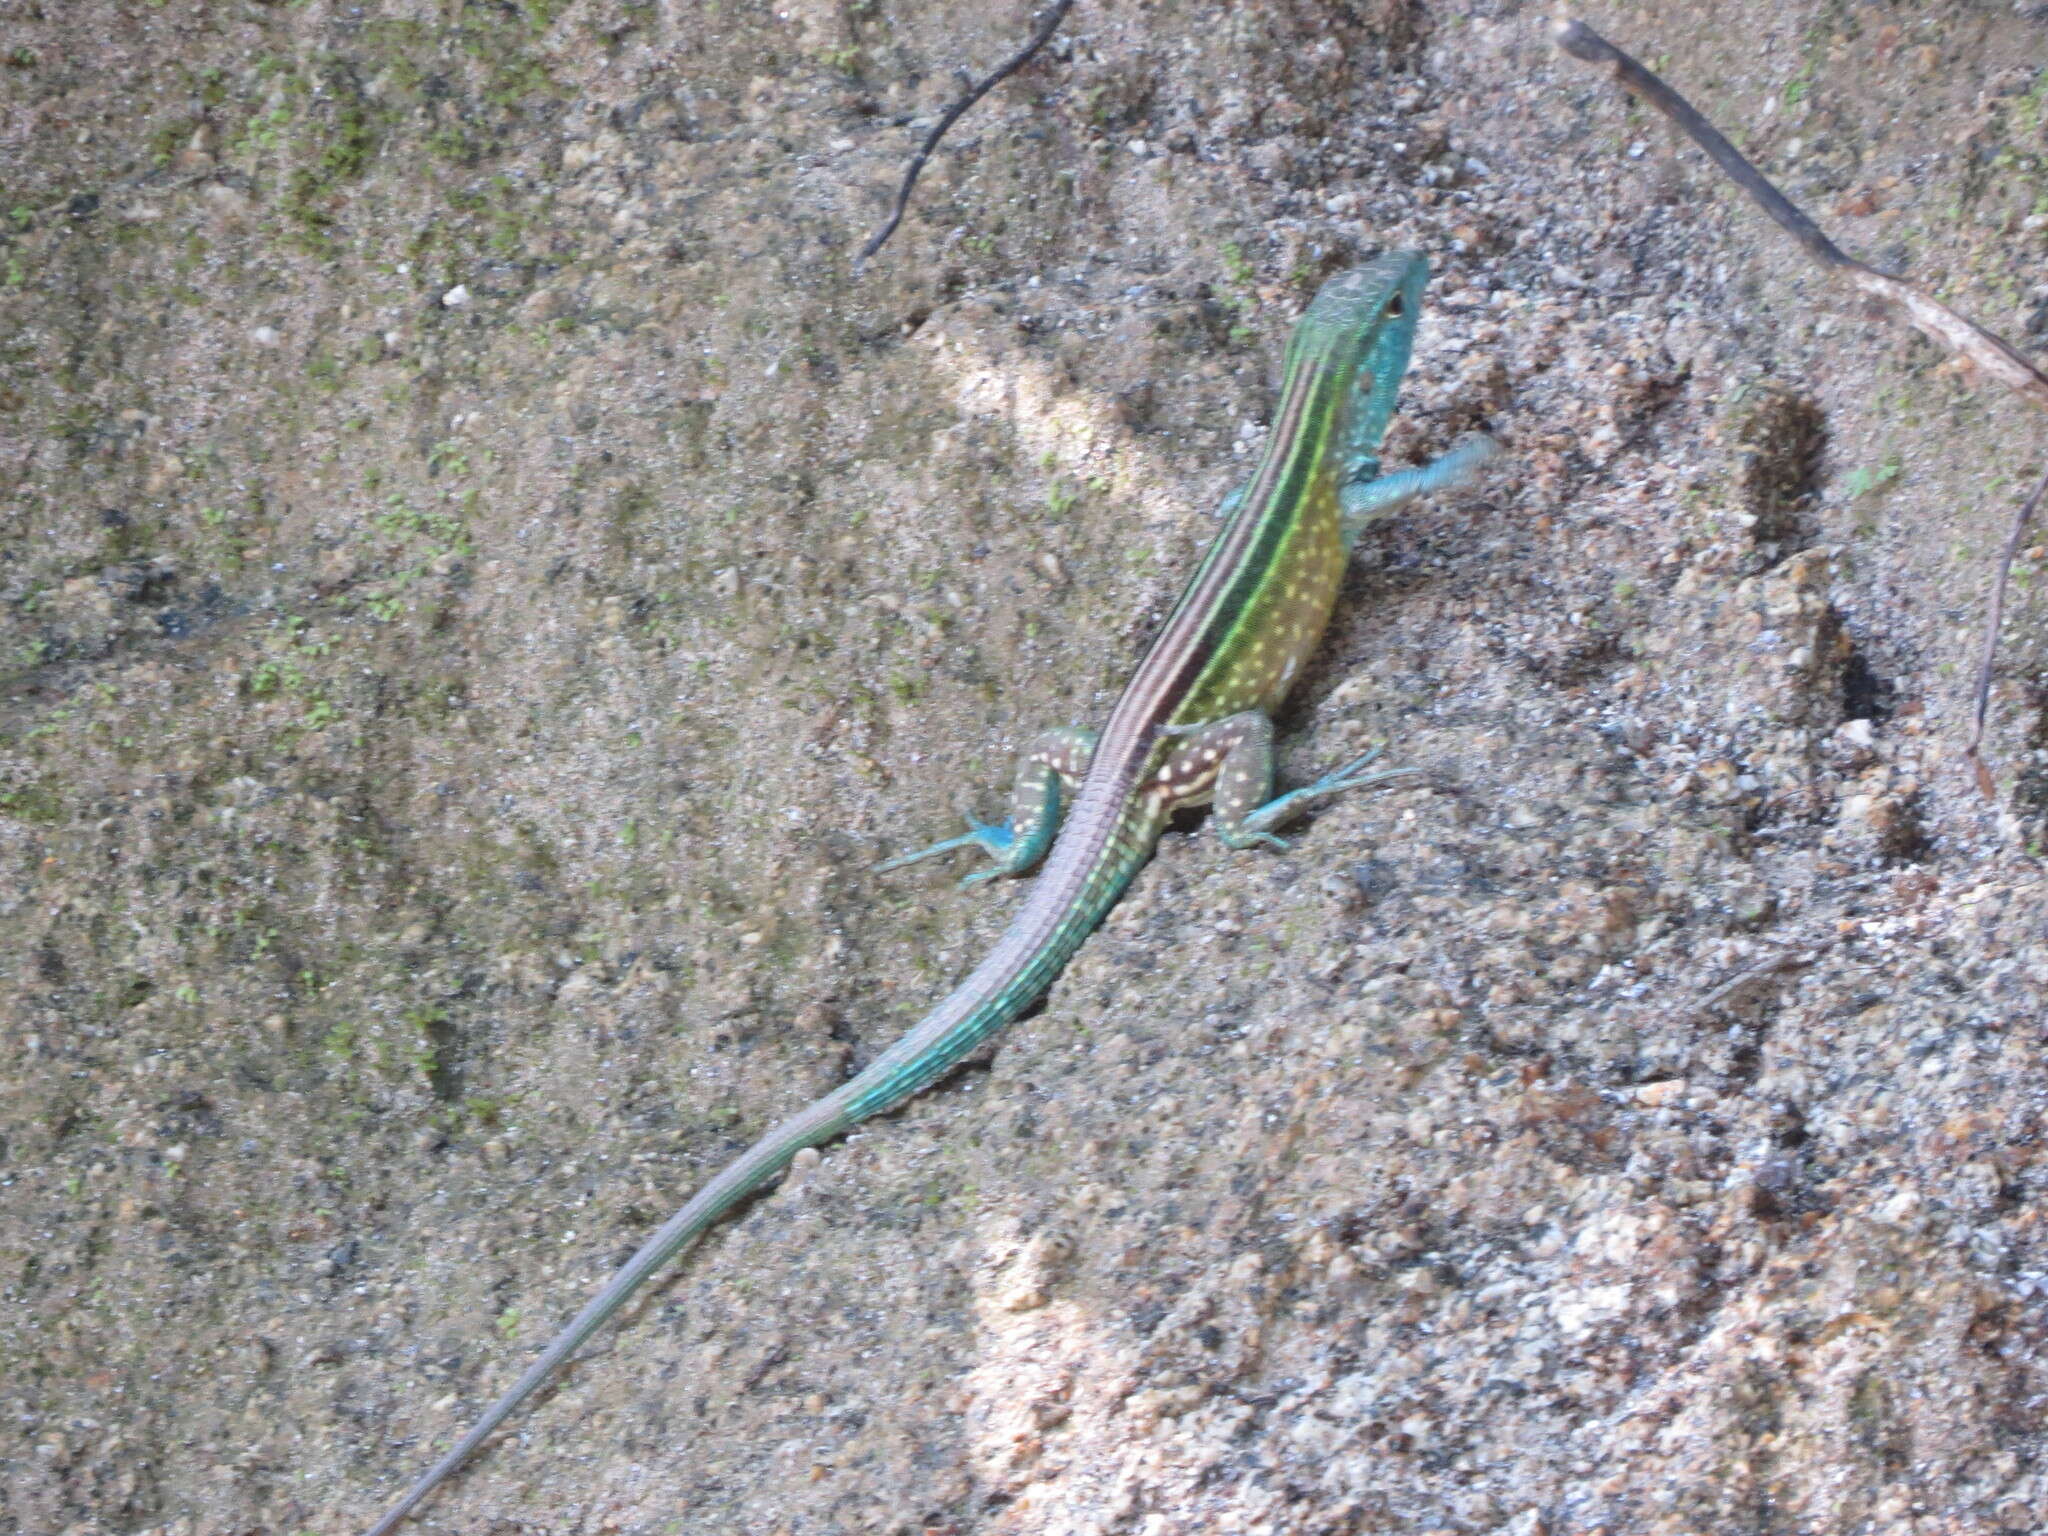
top-left (1340, 432), bottom-right (1499, 550)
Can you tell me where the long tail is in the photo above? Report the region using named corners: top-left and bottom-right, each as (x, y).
top-left (359, 1083), bottom-right (860, 1536)
top-left (359, 837), bottom-right (1143, 1535)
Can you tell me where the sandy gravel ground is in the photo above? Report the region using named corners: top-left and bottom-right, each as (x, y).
top-left (3, 3), bottom-right (2045, 1533)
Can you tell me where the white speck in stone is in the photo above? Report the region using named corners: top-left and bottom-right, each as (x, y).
top-left (442, 284), bottom-right (471, 307)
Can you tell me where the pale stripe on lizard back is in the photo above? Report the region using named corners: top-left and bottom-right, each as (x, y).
top-left (356, 250), bottom-right (1495, 1534)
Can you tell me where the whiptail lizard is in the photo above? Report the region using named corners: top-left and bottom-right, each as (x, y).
top-left (360, 251), bottom-right (1494, 1534)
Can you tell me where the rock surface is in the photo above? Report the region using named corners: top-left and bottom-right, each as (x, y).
top-left (2, 3), bottom-right (2045, 1534)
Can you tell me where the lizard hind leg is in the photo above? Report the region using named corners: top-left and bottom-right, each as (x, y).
top-left (1155, 712), bottom-right (1287, 851)
top-left (1158, 713), bottom-right (1416, 852)
top-left (1235, 741), bottom-right (1417, 845)
top-left (874, 726), bottom-right (1097, 887)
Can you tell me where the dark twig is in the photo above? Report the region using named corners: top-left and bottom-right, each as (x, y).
top-left (1555, 18), bottom-right (2048, 793)
top-left (1692, 945), bottom-right (1817, 1017)
top-left (1964, 465), bottom-right (2048, 796)
top-left (1553, 20), bottom-right (2048, 413)
top-left (855, 0), bottom-right (1074, 271)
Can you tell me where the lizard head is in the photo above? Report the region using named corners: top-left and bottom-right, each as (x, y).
top-left (1286, 251), bottom-right (1429, 471)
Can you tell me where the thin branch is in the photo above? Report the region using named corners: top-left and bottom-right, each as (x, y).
top-left (1553, 19), bottom-right (2048, 413)
top-left (855, 0), bottom-right (1075, 271)
top-left (1964, 465), bottom-right (2048, 794)
top-left (1555, 18), bottom-right (2048, 794)
top-left (1692, 946), bottom-right (1816, 1017)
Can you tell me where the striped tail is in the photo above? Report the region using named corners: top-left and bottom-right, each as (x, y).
top-left (360, 805), bottom-right (1160, 1536)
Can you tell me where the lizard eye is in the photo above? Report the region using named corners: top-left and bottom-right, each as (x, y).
top-left (1384, 293), bottom-right (1406, 318)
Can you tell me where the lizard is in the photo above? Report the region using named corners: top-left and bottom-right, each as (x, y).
top-left (359, 250), bottom-right (1495, 1535)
